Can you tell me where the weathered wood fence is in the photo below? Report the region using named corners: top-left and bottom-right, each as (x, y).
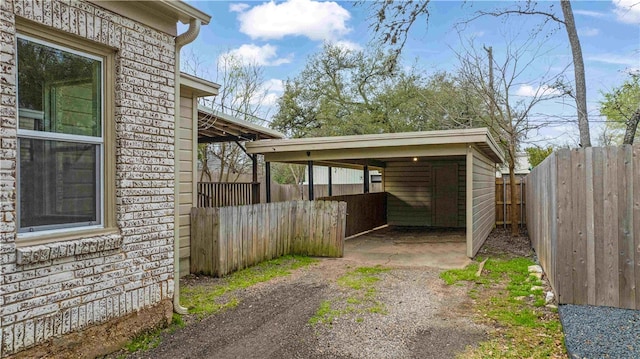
top-left (318, 192), bottom-right (387, 237)
top-left (191, 200), bottom-right (347, 277)
top-left (495, 177), bottom-right (526, 226)
top-left (198, 182), bottom-right (260, 207)
top-left (526, 145), bottom-right (640, 309)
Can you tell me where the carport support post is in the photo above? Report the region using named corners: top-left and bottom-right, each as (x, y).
top-left (265, 161), bottom-right (271, 203)
top-left (465, 145), bottom-right (474, 258)
top-left (308, 160), bottom-right (314, 200)
top-left (363, 165), bottom-right (370, 193)
top-left (328, 167), bottom-right (333, 197)
top-left (251, 154), bottom-right (259, 204)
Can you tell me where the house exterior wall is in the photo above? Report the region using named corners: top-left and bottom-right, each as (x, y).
top-left (0, 0), bottom-right (177, 355)
top-left (469, 148), bottom-right (496, 256)
top-left (178, 93), bottom-right (195, 277)
top-left (303, 166), bottom-right (382, 185)
top-left (385, 159), bottom-right (466, 227)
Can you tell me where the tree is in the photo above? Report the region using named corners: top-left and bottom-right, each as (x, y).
top-left (524, 146), bottom-right (554, 168)
top-left (600, 74), bottom-right (640, 145)
top-left (454, 34), bottom-right (565, 236)
top-left (272, 44), bottom-right (482, 137)
top-left (183, 51), bottom-right (271, 182)
top-left (364, 0), bottom-right (593, 147)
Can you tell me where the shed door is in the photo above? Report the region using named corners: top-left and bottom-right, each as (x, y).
top-left (432, 164), bottom-right (459, 227)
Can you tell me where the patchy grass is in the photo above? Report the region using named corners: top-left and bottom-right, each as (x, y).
top-left (182, 255), bottom-right (317, 318)
top-left (120, 255), bottom-right (317, 356)
top-left (310, 265), bottom-right (389, 326)
top-left (122, 314), bottom-right (185, 354)
top-left (441, 257), bottom-right (565, 358)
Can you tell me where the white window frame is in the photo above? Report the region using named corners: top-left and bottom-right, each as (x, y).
top-left (16, 34), bottom-right (105, 238)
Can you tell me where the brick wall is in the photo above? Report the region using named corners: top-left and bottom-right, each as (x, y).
top-left (0, 0), bottom-right (178, 355)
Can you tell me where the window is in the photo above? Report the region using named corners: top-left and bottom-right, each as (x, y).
top-left (17, 35), bottom-right (104, 234)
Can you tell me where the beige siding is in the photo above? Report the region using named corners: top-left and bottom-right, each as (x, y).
top-left (386, 159), bottom-right (466, 227)
top-left (178, 95), bottom-right (195, 277)
top-left (470, 149), bottom-right (496, 256)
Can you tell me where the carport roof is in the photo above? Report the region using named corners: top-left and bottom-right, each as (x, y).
top-left (197, 105), bottom-right (285, 143)
top-left (245, 128), bottom-right (505, 167)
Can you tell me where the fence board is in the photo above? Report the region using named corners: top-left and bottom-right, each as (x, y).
top-left (571, 149), bottom-right (588, 305)
top-left (317, 192), bottom-right (386, 237)
top-left (191, 200), bottom-right (346, 277)
top-left (198, 182), bottom-right (259, 207)
top-left (634, 145), bottom-right (640, 310)
top-left (585, 148), bottom-right (596, 304)
top-left (592, 147), bottom-right (606, 305)
top-left (495, 177), bottom-right (526, 226)
top-left (619, 145), bottom-right (635, 309)
top-left (556, 149), bottom-right (574, 304)
top-left (604, 147), bottom-right (620, 307)
top-left (527, 144), bottom-right (640, 310)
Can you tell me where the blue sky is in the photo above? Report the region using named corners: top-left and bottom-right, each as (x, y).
top-left (182, 0), bottom-right (640, 146)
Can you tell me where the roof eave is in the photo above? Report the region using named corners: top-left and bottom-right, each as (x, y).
top-left (158, 0), bottom-right (212, 25)
top-left (180, 73), bottom-right (220, 97)
top-left (197, 105), bottom-right (285, 140)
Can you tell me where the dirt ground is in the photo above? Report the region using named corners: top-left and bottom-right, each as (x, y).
top-left (113, 228), bottom-right (534, 359)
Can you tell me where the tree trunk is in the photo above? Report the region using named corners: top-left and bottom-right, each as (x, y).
top-left (622, 108), bottom-right (640, 145)
top-left (561, 0), bottom-right (591, 147)
top-left (509, 155), bottom-right (519, 237)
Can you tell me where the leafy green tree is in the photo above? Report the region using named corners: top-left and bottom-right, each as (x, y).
top-left (600, 74), bottom-right (640, 145)
top-left (272, 44), bottom-right (481, 138)
top-left (524, 146), bottom-right (554, 168)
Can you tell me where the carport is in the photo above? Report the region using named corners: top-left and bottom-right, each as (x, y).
top-left (245, 128), bottom-right (504, 258)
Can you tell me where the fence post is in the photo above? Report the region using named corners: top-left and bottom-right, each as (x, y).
top-left (503, 178), bottom-right (507, 229)
top-left (308, 161), bottom-right (315, 200)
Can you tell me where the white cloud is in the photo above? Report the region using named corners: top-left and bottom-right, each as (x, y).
top-left (235, 0), bottom-right (351, 41)
top-left (250, 79), bottom-right (284, 107)
top-left (573, 9), bottom-right (607, 18)
top-left (515, 84), bottom-right (561, 97)
top-left (578, 27), bottom-right (600, 37)
top-left (221, 44), bottom-right (293, 66)
top-left (613, 0), bottom-right (640, 24)
top-left (587, 53), bottom-right (640, 66)
top-left (229, 3), bottom-right (250, 13)
top-left (263, 79), bottom-right (285, 93)
top-left (330, 40), bottom-right (363, 52)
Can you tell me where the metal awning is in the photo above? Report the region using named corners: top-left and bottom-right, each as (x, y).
top-left (197, 105), bottom-right (284, 143)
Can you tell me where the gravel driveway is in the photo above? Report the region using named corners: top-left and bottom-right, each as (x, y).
top-left (125, 259), bottom-right (487, 359)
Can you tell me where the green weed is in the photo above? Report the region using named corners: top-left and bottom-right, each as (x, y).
top-left (442, 257), bottom-right (565, 358)
top-left (182, 255), bottom-right (317, 318)
top-left (123, 255), bottom-right (317, 355)
top-left (311, 266), bottom-right (389, 326)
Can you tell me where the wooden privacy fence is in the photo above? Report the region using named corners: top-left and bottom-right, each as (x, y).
top-left (526, 145), bottom-right (640, 309)
top-left (495, 177), bottom-right (526, 226)
top-left (198, 182), bottom-right (260, 207)
top-left (191, 200), bottom-right (347, 277)
top-left (318, 192), bottom-right (387, 237)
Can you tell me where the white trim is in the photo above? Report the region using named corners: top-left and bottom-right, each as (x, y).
top-left (17, 129), bottom-right (103, 144)
top-left (17, 224), bottom-right (104, 239)
top-left (17, 33), bottom-right (104, 62)
top-left (15, 34), bottom-right (105, 235)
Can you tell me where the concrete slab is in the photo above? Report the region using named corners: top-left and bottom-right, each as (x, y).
top-left (343, 226), bottom-right (471, 269)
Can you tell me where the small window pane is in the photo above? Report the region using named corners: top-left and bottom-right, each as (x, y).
top-left (19, 138), bottom-right (100, 231)
top-left (17, 38), bottom-right (101, 137)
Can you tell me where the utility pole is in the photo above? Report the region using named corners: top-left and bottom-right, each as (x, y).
top-left (483, 45), bottom-right (496, 123)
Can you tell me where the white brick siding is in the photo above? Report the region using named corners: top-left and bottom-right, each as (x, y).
top-left (0, 0), bottom-right (178, 356)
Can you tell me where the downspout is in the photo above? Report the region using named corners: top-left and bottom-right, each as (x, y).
top-left (173, 18), bottom-right (201, 315)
